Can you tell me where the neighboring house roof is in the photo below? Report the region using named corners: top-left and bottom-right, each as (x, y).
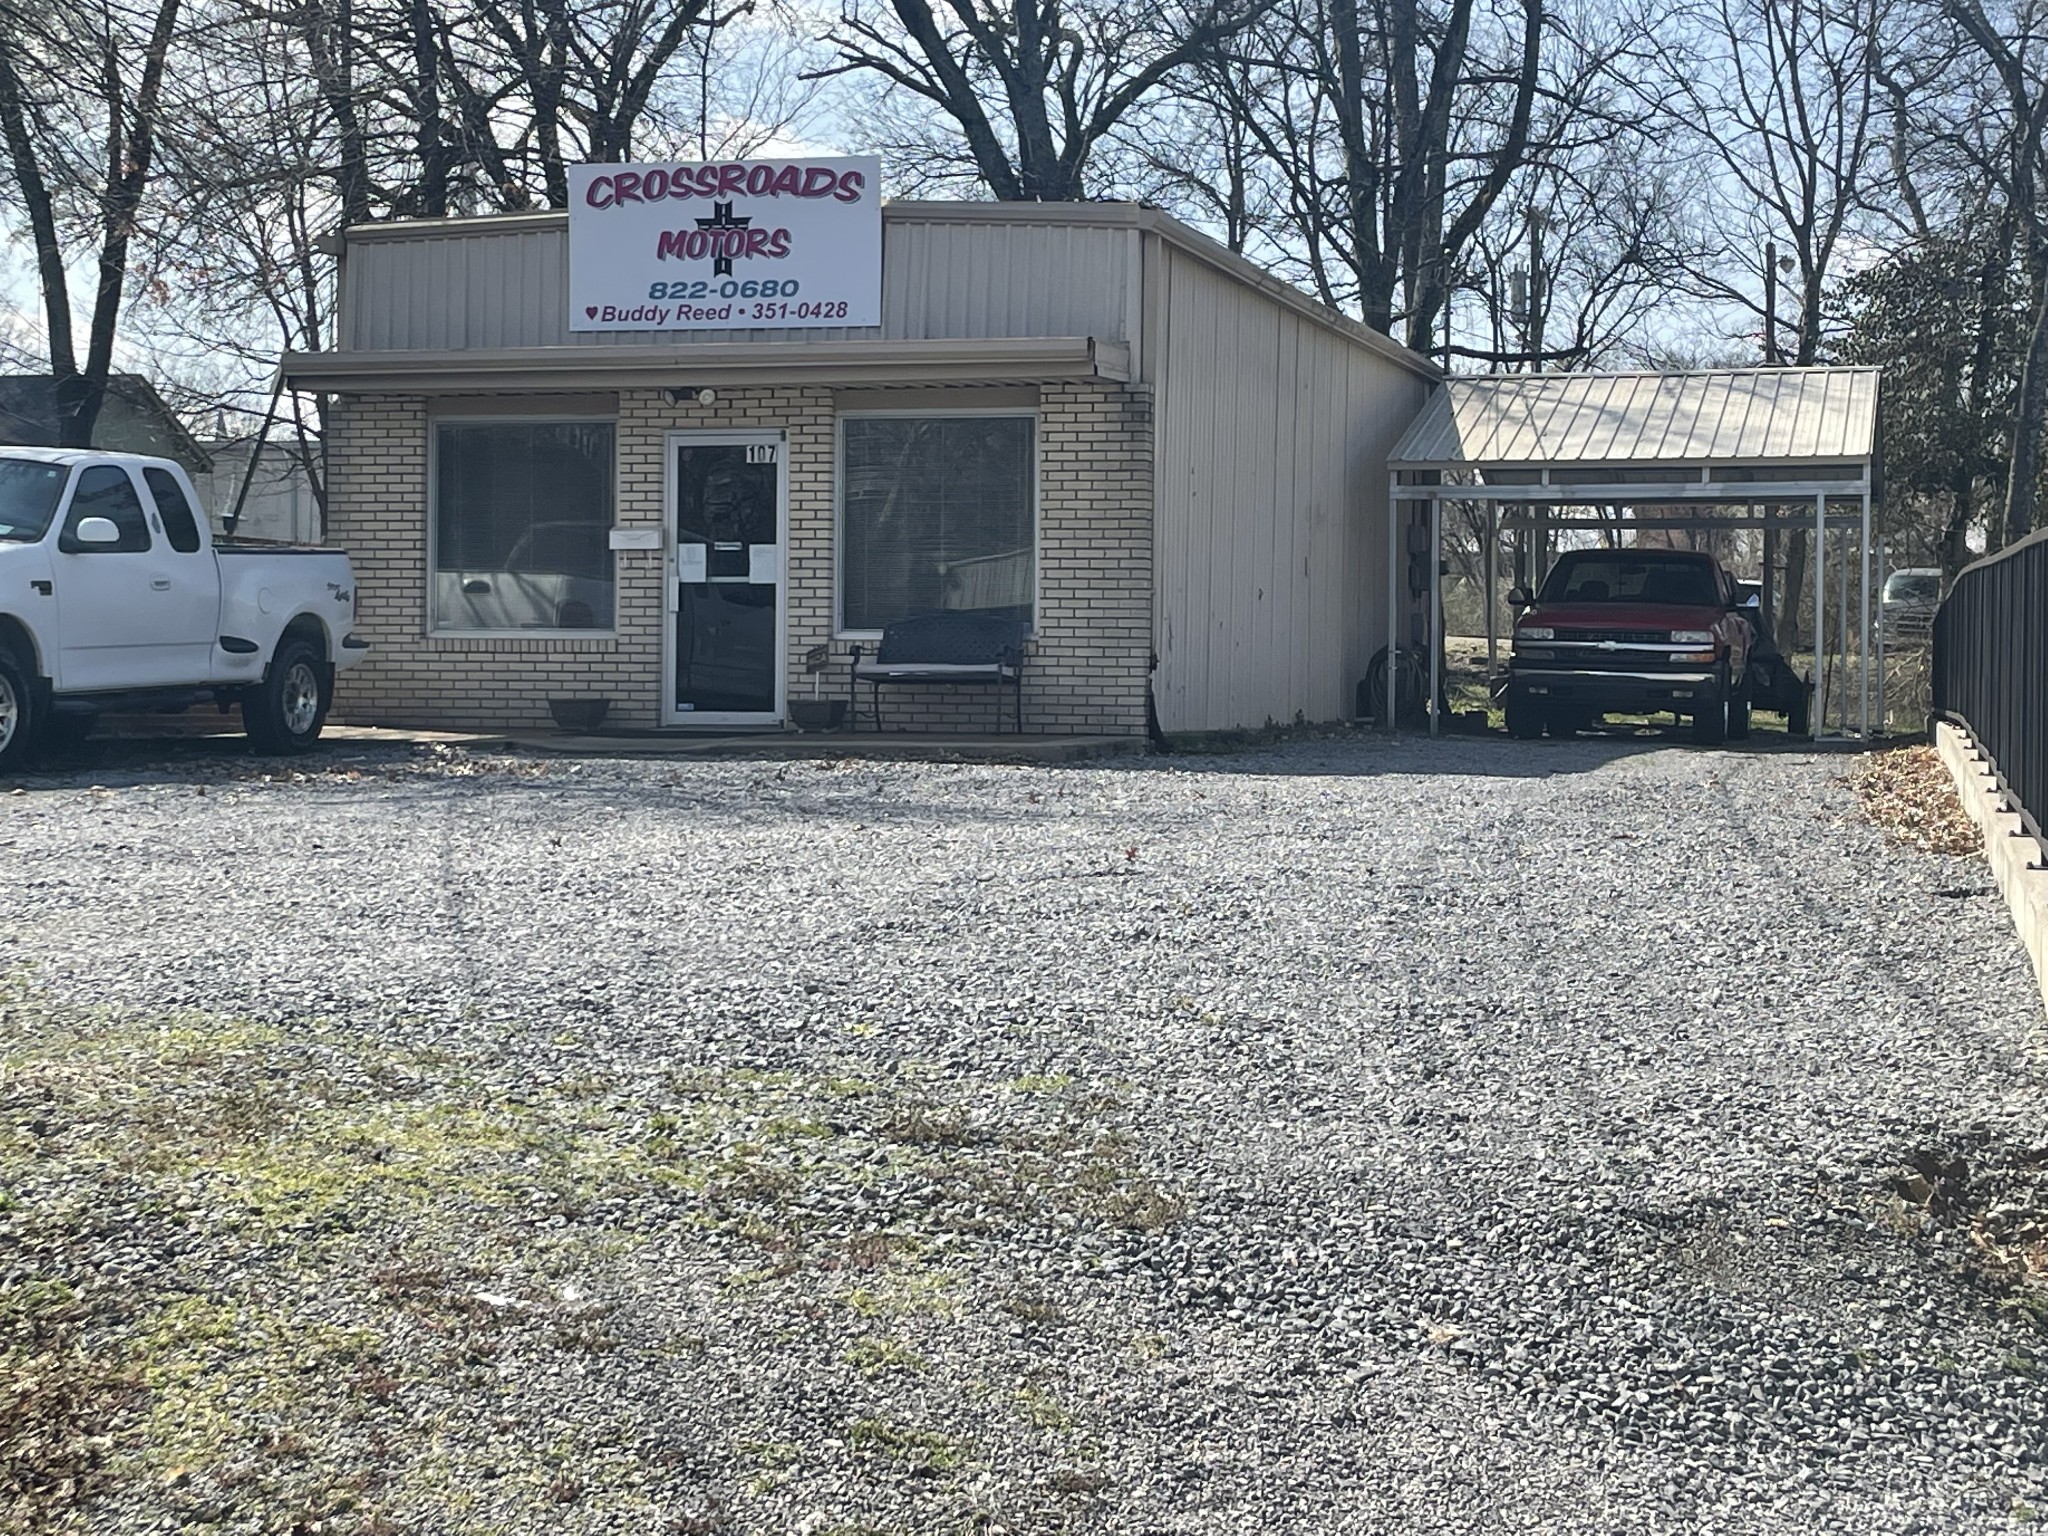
top-left (0, 374), bottom-right (212, 473)
top-left (1388, 367), bottom-right (1879, 470)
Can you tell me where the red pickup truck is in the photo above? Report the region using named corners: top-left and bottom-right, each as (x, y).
top-left (1506, 549), bottom-right (1757, 744)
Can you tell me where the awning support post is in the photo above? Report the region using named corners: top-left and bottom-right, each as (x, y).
top-left (1859, 490), bottom-right (1872, 739)
top-left (1386, 474), bottom-right (1400, 735)
top-left (1837, 500), bottom-right (1851, 736)
top-left (1875, 532), bottom-right (1887, 737)
top-left (1484, 500), bottom-right (1498, 686)
top-left (1429, 493), bottom-right (1442, 738)
top-left (1813, 491), bottom-right (1827, 739)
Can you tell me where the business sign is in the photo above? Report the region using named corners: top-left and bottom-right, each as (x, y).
top-left (566, 156), bottom-right (881, 332)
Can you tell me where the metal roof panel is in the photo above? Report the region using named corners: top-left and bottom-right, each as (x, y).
top-left (1386, 367), bottom-right (1880, 469)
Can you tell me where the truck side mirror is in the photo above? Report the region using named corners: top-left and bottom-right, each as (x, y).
top-left (73, 516), bottom-right (122, 546)
top-left (1507, 585), bottom-right (1532, 609)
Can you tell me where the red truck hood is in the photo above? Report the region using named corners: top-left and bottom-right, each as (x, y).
top-left (1521, 600), bottom-right (1724, 631)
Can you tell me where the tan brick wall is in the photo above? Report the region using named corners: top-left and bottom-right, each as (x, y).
top-left (326, 380), bottom-right (1153, 736)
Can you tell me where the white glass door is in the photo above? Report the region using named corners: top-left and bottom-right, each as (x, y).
top-left (664, 434), bottom-right (784, 725)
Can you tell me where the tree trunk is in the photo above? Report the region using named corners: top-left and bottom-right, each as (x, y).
top-left (1943, 471), bottom-right (1977, 580)
top-left (0, 33), bottom-right (80, 408)
top-left (311, 0), bottom-right (373, 228)
top-left (2004, 266), bottom-right (2048, 544)
top-left (1772, 280), bottom-right (1830, 650)
top-left (411, 0), bottom-right (449, 216)
top-left (1781, 530), bottom-right (1812, 652)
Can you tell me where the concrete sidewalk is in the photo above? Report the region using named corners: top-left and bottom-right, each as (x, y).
top-left (324, 723), bottom-right (1148, 764)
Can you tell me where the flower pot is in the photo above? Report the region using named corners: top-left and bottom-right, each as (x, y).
top-left (548, 697), bottom-right (611, 733)
top-left (788, 699), bottom-right (847, 733)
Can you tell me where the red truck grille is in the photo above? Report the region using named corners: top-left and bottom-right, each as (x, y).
top-left (1555, 628), bottom-right (1671, 644)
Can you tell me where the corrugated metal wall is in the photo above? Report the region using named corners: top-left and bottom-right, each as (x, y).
top-left (339, 215), bottom-right (1136, 351)
top-left (1151, 243), bottom-right (1429, 733)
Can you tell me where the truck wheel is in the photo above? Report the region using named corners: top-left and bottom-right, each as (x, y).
top-left (0, 650), bottom-right (35, 773)
top-left (1691, 685), bottom-right (1728, 746)
top-left (1505, 687), bottom-right (1544, 740)
top-left (245, 637), bottom-right (330, 755)
top-left (1726, 689), bottom-right (1752, 742)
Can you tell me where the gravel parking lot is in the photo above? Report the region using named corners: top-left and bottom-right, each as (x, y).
top-left (3, 733), bottom-right (2045, 1535)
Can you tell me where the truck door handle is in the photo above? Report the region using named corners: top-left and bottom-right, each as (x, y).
top-left (463, 580), bottom-right (492, 595)
top-left (151, 577), bottom-right (172, 590)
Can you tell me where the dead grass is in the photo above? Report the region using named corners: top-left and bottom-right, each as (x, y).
top-left (1846, 744), bottom-right (1982, 856)
top-left (1891, 1145), bottom-right (2048, 1333)
top-left (0, 1278), bottom-right (140, 1523)
top-left (0, 979), bottom-right (1185, 1532)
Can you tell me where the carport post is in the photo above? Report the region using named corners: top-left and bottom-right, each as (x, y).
top-left (1813, 492), bottom-right (1826, 739)
top-left (1483, 501), bottom-right (1498, 682)
top-left (1429, 493), bottom-right (1442, 738)
top-left (1859, 491), bottom-right (1872, 739)
top-left (1843, 501), bottom-right (1859, 737)
top-left (1875, 533), bottom-right (1887, 736)
top-left (1386, 474), bottom-right (1400, 735)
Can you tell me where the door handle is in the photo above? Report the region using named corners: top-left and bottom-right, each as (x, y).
top-left (151, 577), bottom-right (172, 590)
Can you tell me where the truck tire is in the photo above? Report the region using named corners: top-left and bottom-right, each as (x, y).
top-left (1726, 686), bottom-right (1752, 741)
top-left (1505, 687), bottom-right (1545, 740)
top-left (0, 649), bottom-right (35, 773)
top-left (1691, 676), bottom-right (1728, 746)
top-left (245, 637), bottom-right (330, 755)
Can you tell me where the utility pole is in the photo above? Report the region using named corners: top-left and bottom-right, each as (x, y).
top-left (1761, 241), bottom-right (1789, 627)
top-left (1764, 240), bottom-right (1780, 367)
top-left (1526, 208), bottom-right (1549, 372)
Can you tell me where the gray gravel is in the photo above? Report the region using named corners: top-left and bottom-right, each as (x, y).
top-left (2, 731), bottom-right (2045, 1534)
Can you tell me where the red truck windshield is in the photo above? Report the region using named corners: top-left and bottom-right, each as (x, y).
top-left (1537, 554), bottom-right (1718, 606)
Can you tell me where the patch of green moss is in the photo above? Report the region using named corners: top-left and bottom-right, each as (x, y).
top-left (844, 1417), bottom-right (964, 1473)
top-left (124, 1295), bottom-right (384, 1472)
top-left (1013, 1384), bottom-right (1072, 1432)
top-left (842, 1337), bottom-right (929, 1376)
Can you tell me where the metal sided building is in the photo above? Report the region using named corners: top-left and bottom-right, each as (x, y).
top-left (283, 192), bottom-right (1437, 737)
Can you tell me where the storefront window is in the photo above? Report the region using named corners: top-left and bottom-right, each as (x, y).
top-left (840, 415), bottom-right (1035, 632)
top-left (432, 421), bottom-right (615, 632)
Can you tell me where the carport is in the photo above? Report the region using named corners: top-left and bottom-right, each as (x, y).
top-left (1384, 368), bottom-right (1881, 739)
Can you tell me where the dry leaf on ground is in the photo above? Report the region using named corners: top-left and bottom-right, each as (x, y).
top-left (1846, 745), bottom-right (1981, 856)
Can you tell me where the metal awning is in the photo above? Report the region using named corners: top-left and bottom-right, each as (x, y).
top-left (281, 335), bottom-right (1132, 393)
top-left (1382, 367), bottom-right (1886, 743)
top-left (1388, 367), bottom-right (1878, 505)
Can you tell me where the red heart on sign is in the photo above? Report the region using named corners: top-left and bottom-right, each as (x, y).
top-left (585, 306), bottom-right (598, 319)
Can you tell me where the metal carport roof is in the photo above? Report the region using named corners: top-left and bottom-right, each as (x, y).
top-left (1387, 367), bottom-right (1879, 475)
top-left (1381, 366), bottom-right (1884, 743)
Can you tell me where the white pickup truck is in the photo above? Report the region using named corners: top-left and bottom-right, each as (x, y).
top-left (0, 447), bottom-right (366, 768)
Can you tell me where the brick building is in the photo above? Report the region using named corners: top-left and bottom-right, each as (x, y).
top-left (284, 201), bottom-right (1436, 736)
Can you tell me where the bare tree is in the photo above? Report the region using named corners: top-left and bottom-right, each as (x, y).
top-left (812, 0), bottom-right (1269, 200)
top-left (1155, 0), bottom-right (1656, 352)
top-left (0, 0), bottom-right (186, 445)
top-left (1646, 0), bottom-right (1884, 644)
top-left (1939, 0), bottom-right (2048, 541)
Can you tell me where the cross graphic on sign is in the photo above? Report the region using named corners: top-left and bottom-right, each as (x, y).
top-left (694, 200), bottom-right (752, 276)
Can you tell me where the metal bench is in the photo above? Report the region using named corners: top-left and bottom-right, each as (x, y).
top-left (848, 613), bottom-right (1028, 733)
